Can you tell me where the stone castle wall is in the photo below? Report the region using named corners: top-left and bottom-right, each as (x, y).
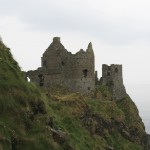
top-left (100, 64), bottom-right (126, 100)
top-left (26, 37), bottom-right (95, 93)
top-left (26, 37), bottom-right (127, 98)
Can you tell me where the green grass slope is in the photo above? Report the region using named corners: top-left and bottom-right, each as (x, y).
top-left (0, 41), bottom-right (147, 150)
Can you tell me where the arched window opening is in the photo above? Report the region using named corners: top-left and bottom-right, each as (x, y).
top-left (115, 68), bottom-right (118, 73)
top-left (107, 71), bottom-right (110, 76)
top-left (38, 74), bottom-right (44, 86)
top-left (25, 76), bottom-right (31, 82)
top-left (43, 60), bottom-right (47, 67)
top-left (83, 69), bottom-right (88, 78)
top-left (61, 61), bottom-right (65, 66)
top-left (27, 76), bottom-right (31, 82)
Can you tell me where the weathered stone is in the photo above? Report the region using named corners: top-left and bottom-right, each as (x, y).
top-left (95, 71), bottom-right (99, 85)
top-left (100, 64), bottom-right (126, 100)
top-left (121, 129), bottom-right (130, 139)
top-left (26, 37), bottom-right (95, 93)
top-left (105, 145), bottom-right (114, 150)
top-left (50, 128), bottom-right (67, 144)
top-left (25, 37), bottom-right (127, 98)
top-left (146, 134), bottom-right (150, 150)
top-left (142, 133), bottom-right (150, 150)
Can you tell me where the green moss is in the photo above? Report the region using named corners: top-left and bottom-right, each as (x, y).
top-left (86, 98), bottom-right (125, 122)
top-left (106, 132), bottom-right (143, 150)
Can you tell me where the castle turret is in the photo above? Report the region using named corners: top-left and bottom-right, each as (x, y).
top-left (101, 64), bottom-right (126, 100)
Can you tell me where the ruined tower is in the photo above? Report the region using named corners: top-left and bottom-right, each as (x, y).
top-left (26, 37), bottom-right (128, 98)
top-left (101, 64), bottom-right (126, 100)
top-left (26, 37), bottom-right (95, 93)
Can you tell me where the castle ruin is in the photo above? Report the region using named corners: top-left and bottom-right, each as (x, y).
top-left (26, 37), bottom-right (95, 93)
top-left (100, 64), bottom-right (126, 100)
top-left (26, 37), bottom-right (126, 100)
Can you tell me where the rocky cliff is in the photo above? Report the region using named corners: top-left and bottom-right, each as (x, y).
top-left (0, 40), bottom-right (149, 150)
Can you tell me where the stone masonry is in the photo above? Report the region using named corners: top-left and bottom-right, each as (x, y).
top-left (26, 37), bottom-right (127, 99)
top-left (26, 37), bottom-right (95, 93)
top-left (100, 64), bottom-right (126, 100)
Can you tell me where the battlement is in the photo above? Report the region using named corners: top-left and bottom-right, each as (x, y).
top-left (102, 64), bottom-right (122, 77)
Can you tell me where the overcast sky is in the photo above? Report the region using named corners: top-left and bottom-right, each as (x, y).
top-left (0, 0), bottom-right (150, 118)
top-left (0, 0), bottom-right (150, 83)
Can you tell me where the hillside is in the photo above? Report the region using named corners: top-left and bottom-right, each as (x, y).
top-left (0, 40), bottom-right (149, 150)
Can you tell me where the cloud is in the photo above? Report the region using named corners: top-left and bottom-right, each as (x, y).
top-left (0, 0), bottom-right (150, 84)
top-left (1, 0), bottom-right (150, 45)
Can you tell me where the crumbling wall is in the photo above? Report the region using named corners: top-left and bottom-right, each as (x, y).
top-left (26, 68), bottom-right (45, 86)
top-left (26, 37), bottom-right (95, 93)
top-left (67, 43), bottom-right (95, 93)
top-left (26, 37), bottom-right (127, 97)
top-left (101, 64), bottom-right (126, 100)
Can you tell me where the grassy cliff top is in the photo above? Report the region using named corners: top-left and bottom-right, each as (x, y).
top-left (0, 41), bottom-right (147, 150)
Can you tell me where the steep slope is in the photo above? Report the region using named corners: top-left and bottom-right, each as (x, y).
top-left (46, 86), bottom-right (146, 150)
top-left (0, 40), bottom-right (149, 150)
top-left (0, 41), bottom-right (62, 149)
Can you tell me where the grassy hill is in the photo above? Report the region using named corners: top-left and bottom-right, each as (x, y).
top-left (0, 40), bottom-right (148, 150)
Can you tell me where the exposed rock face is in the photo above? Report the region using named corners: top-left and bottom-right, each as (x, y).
top-left (100, 64), bottom-right (126, 100)
top-left (146, 134), bottom-right (150, 150)
top-left (142, 134), bottom-right (150, 150)
top-left (26, 37), bottom-right (95, 93)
